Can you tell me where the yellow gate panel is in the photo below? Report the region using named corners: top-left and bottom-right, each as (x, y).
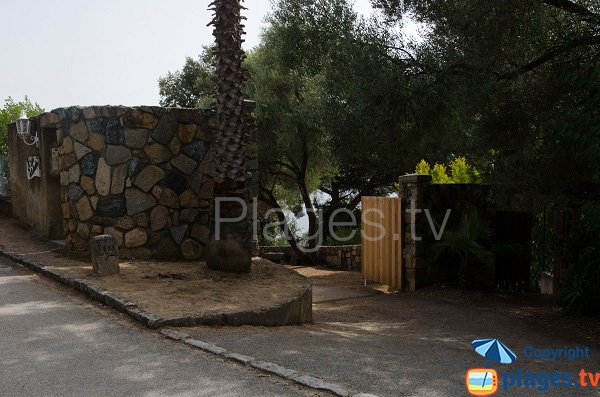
top-left (361, 197), bottom-right (402, 290)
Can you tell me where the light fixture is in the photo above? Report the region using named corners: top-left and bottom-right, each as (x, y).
top-left (15, 110), bottom-right (39, 147)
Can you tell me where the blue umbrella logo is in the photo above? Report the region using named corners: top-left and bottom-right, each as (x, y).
top-left (472, 338), bottom-right (517, 365)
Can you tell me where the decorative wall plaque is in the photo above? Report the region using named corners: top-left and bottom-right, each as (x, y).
top-left (26, 156), bottom-right (41, 180)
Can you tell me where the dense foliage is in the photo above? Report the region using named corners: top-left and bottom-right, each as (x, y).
top-left (158, 47), bottom-right (215, 109)
top-left (0, 97), bottom-right (44, 156)
top-left (557, 203), bottom-right (600, 315)
top-left (161, 1), bottom-right (599, 282)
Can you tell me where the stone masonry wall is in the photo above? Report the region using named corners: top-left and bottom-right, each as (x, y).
top-left (33, 104), bottom-right (257, 260)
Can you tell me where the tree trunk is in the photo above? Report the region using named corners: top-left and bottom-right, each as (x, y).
top-left (260, 187), bottom-right (314, 264)
top-left (207, 0), bottom-right (252, 273)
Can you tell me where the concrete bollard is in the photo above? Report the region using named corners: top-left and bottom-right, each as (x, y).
top-left (90, 234), bottom-right (120, 276)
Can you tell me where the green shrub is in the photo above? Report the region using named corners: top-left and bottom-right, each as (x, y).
top-left (431, 209), bottom-right (494, 288)
top-left (559, 203), bottom-right (600, 315)
top-left (414, 157), bottom-right (482, 184)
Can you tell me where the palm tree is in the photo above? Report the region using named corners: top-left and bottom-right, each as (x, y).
top-left (206, 0), bottom-right (252, 273)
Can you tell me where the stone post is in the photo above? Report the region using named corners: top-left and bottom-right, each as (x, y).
top-left (397, 174), bottom-right (433, 291)
top-left (90, 234), bottom-right (120, 276)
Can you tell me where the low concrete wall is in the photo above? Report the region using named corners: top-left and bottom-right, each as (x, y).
top-left (259, 245), bottom-right (362, 272)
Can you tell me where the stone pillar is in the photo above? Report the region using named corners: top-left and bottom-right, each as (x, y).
top-left (90, 234), bottom-right (120, 276)
top-left (397, 174), bottom-right (433, 291)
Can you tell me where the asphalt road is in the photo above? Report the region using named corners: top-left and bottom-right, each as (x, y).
top-left (187, 280), bottom-right (600, 397)
top-left (0, 257), bottom-right (325, 397)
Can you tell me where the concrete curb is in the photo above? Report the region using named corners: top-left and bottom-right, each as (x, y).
top-left (0, 247), bottom-right (312, 328)
top-left (160, 329), bottom-right (380, 397)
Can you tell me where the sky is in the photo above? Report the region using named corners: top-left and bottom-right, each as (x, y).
top-left (0, 0), bottom-right (376, 111)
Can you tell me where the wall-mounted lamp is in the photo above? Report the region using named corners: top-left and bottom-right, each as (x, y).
top-left (15, 110), bottom-right (39, 147)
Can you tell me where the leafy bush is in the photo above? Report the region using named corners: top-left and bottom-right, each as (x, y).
top-left (324, 227), bottom-right (361, 246)
top-left (414, 157), bottom-right (482, 184)
top-left (559, 203), bottom-right (600, 315)
top-left (431, 209), bottom-right (494, 288)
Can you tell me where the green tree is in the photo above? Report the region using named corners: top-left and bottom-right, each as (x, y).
top-left (0, 97), bottom-right (44, 156)
top-left (158, 46), bottom-right (215, 108)
top-left (372, 0), bottom-right (600, 208)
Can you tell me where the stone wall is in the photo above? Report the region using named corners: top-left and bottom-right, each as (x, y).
top-left (259, 245), bottom-right (362, 271)
top-left (10, 104), bottom-right (258, 260)
top-left (315, 245), bottom-right (361, 271)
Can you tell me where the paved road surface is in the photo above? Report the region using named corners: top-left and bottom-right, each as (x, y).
top-left (0, 257), bottom-right (325, 397)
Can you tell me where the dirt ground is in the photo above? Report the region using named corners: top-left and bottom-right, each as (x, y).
top-left (292, 264), bottom-right (600, 347)
top-left (58, 258), bottom-right (309, 318)
top-left (0, 217), bottom-right (309, 319)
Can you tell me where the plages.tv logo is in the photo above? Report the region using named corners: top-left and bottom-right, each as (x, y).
top-left (466, 338), bottom-right (517, 396)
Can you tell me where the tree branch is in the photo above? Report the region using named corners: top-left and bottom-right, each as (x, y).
top-left (498, 34), bottom-right (600, 80)
top-left (542, 0), bottom-right (600, 24)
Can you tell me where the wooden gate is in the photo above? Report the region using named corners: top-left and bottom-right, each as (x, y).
top-left (361, 197), bottom-right (402, 290)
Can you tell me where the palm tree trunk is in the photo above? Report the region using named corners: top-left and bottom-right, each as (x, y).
top-left (207, 0), bottom-right (252, 273)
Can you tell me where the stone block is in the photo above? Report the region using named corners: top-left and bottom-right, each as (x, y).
top-left (116, 216), bottom-right (134, 230)
top-left (150, 205), bottom-right (170, 231)
top-left (178, 124), bottom-right (197, 144)
top-left (125, 228), bottom-right (148, 248)
top-left (70, 121), bottom-right (89, 143)
top-left (95, 158), bottom-right (112, 196)
top-left (61, 152), bottom-right (77, 170)
top-left (182, 141), bottom-right (207, 161)
top-left (105, 119), bottom-right (125, 145)
top-left (168, 137), bottom-right (181, 155)
top-left (151, 113), bottom-right (177, 144)
top-left (96, 196), bottom-right (127, 217)
top-left (191, 224), bottom-right (210, 244)
top-left (87, 133), bottom-right (106, 151)
top-left (171, 154), bottom-right (197, 175)
top-left (125, 188), bottom-right (156, 215)
top-left (90, 235), bottom-right (120, 276)
top-left (80, 152), bottom-right (99, 177)
top-left (127, 157), bottom-right (145, 177)
top-left (159, 188), bottom-right (180, 209)
top-left (68, 164), bottom-right (81, 184)
top-left (179, 208), bottom-right (198, 223)
top-left (111, 163), bottom-right (128, 194)
top-left (144, 143), bottom-right (171, 164)
top-left (181, 239), bottom-right (204, 260)
top-left (134, 165), bottom-right (165, 192)
top-left (74, 142), bottom-right (92, 160)
top-left (124, 128), bottom-right (148, 149)
top-left (80, 176), bottom-right (96, 195)
top-left (164, 170), bottom-right (187, 194)
top-left (76, 196), bottom-right (94, 221)
top-left (170, 225), bottom-right (188, 244)
top-left (105, 145), bottom-right (132, 165)
top-left (180, 190), bottom-right (200, 208)
top-left (104, 227), bottom-right (124, 247)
